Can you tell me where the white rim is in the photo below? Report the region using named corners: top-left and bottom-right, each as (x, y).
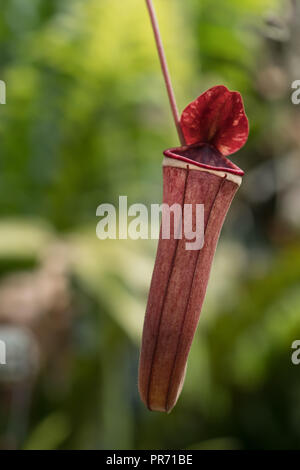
top-left (163, 156), bottom-right (242, 186)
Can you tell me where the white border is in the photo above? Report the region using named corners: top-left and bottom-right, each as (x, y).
top-left (163, 156), bottom-right (242, 186)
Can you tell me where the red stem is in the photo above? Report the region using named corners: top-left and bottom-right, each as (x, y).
top-left (145, 0), bottom-right (186, 146)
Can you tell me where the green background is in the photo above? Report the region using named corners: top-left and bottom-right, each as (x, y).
top-left (0, 0), bottom-right (300, 450)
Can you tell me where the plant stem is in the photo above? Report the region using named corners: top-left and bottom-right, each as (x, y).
top-left (145, 0), bottom-right (186, 146)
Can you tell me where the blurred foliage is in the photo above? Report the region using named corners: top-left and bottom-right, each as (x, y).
top-left (0, 0), bottom-right (300, 450)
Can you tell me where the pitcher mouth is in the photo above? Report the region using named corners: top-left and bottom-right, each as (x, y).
top-left (163, 143), bottom-right (244, 176)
